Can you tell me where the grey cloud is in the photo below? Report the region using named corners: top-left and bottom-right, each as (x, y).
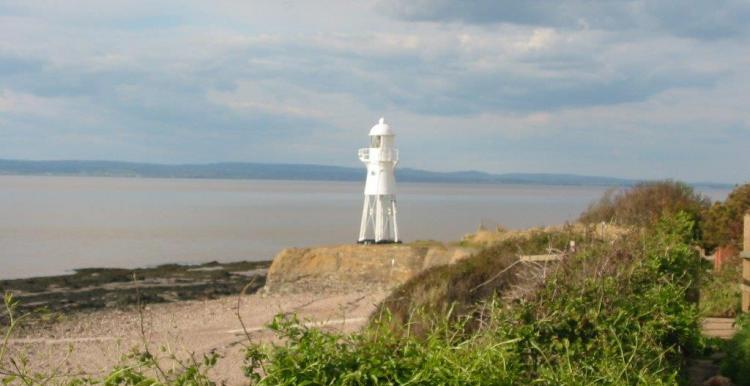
top-left (377, 0), bottom-right (625, 28)
top-left (377, 0), bottom-right (750, 39)
top-left (0, 55), bottom-right (44, 76)
top-left (0, 50), bottom-right (328, 160)
top-left (1, 2), bottom-right (747, 182)
top-left (640, 1), bottom-right (750, 39)
top-left (0, 24), bottom-right (730, 125)
top-left (286, 40), bottom-right (721, 115)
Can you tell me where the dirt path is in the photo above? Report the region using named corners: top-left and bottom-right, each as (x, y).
top-left (5, 289), bottom-right (388, 385)
top-left (7, 316), bottom-right (371, 346)
top-left (686, 318), bottom-right (737, 386)
top-left (702, 317), bottom-right (737, 340)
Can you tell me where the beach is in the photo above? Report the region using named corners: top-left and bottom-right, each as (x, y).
top-left (6, 286), bottom-right (387, 385)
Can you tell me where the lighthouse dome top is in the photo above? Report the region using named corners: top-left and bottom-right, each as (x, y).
top-left (369, 117), bottom-right (394, 136)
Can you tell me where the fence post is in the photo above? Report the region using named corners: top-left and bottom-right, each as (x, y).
top-left (742, 213), bottom-right (750, 313)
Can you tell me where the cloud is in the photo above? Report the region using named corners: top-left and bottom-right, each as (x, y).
top-left (0, 1), bottom-right (747, 183)
top-left (377, 0), bottom-right (750, 39)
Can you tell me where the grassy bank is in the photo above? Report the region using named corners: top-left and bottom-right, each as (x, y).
top-left (238, 212), bottom-right (706, 385)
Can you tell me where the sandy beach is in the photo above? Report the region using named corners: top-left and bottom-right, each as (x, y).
top-left (6, 288), bottom-right (388, 385)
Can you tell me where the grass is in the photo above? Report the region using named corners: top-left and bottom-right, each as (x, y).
top-left (375, 227), bottom-right (590, 335)
top-left (700, 259), bottom-right (742, 318)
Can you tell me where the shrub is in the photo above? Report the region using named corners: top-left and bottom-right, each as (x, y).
top-left (375, 228), bottom-right (585, 335)
top-left (246, 212), bottom-right (706, 384)
top-left (700, 259), bottom-right (741, 317)
top-left (579, 180), bottom-right (710, 233)
top-left (721, 315), bottom-right (750, 385)
top-left (703, 183), bottom-right (750, 251)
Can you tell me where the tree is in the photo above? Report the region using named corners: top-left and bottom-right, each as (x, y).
top-left (703, 183), bottom-right (750, 251)
top-left (579, 180), bottom-right (710, 233)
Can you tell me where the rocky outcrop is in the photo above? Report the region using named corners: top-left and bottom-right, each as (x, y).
top-left (265, 243), bottom-right (473, 293)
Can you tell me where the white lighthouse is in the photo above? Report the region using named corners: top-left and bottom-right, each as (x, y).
top-left (358, 117), bottom-right (400, 244)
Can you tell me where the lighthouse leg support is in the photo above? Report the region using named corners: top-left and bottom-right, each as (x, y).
top-left (391, 198), bottom-right (399, 243)
top-left (374, 195), bottom-right (383, 242)
top-left (358, 196), bottom-right (370, 242)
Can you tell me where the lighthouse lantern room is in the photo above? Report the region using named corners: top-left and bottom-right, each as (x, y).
top-left (357, 117), bottom-right (400, 244)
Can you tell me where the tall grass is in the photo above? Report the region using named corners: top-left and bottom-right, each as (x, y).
top-left (375, 227), bottom-right (586, 336)
top-left (700, 260), bottom-right (742, 318)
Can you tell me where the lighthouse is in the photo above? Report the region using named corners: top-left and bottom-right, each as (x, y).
top-left (358, 117), bottom-right (400, 244)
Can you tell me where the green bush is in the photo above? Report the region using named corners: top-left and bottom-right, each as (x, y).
top-left (700, 260), bottom-right (741, 317)
top-left (579, 181), bottom-right (710, 234)
top-left (703, 183), bottom-right (750, 251)
top-left (721, 315), bottom-right (750, 385)
top-left (375, 229), bottom-right (579, 336)
top-left (245, 212), bottom-right (706, 385)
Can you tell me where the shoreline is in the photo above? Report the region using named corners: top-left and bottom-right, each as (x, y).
top-left (0, 260), bottom-right (271, 318)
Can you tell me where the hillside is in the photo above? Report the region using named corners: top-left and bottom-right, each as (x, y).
top-left (0, 158), bottom-right (732, 188)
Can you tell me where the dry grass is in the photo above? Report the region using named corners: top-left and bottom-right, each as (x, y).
top-left (461, 222), bottom-right (627, 248)
top-left (373, 228), bottom-right (591, 335)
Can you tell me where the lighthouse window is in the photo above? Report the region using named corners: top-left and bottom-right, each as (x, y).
top-left (371, 136), bottom-right (381, 148)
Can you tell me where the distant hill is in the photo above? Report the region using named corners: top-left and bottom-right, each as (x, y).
top-left (0, 159), bottom-right (732, 188)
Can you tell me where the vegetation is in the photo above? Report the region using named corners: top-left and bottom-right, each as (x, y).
top-left (244, 212), bottom-right (706, 384)
top-left (700, 257), bottom-right (742, 318)
top-left (694, 183), bottom-right (750, 318)
top-left (703, 183), bottom-right (750, 251)
top-left (721, 315), bottom-right (750, 385)
top-left (579, 181), bottom-right (710, 234)
top-left (377, 228), bottom-right (584, 335)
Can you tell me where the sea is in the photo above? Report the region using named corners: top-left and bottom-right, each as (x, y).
top-left (0, 175), bottom-right (731, 279)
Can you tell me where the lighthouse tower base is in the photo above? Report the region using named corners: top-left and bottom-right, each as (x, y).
top-left (357, 239), bottom-right (402, 245)
top-left (358, 194), bottom-right (400, 244)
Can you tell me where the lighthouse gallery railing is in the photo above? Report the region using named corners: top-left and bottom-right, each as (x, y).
top-left (358, 148), bottom-right (399, 163)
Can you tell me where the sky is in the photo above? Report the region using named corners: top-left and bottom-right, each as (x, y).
top-left (0, 0), bottom-right (748, 184)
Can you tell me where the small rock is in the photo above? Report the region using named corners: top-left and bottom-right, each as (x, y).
top-left (704, 375), bottom-right (733, 386)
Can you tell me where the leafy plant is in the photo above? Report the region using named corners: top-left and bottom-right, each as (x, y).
top-left (579, 180), bottom-right (710, 235)
top-left (245, 212), bottom-right (707, 385)
top-left (721, 315), bottom-right (750, 385)
top-left (703, 183), bottom-right (750, 251)
top-left (700, 260), bottom-right (741, 317)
